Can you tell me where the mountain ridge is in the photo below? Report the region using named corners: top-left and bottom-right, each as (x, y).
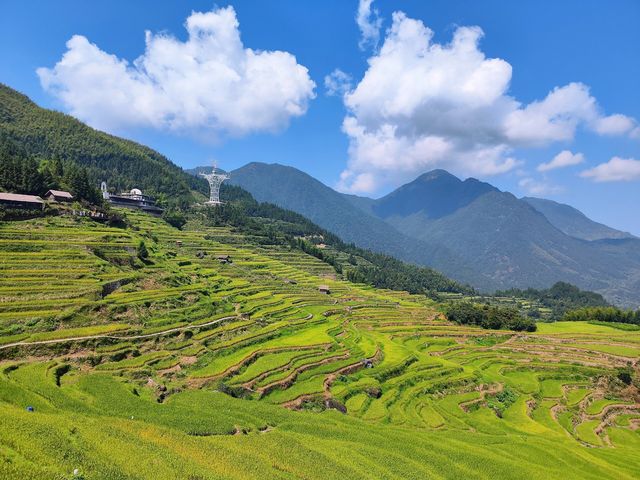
top-left (522, 196), bottom-right (636, 241)
top-left (227, 162), bottom-right (481, 281)
top-left (226, 162), bottom-right (640, 307)
top-left (373, 169), bottom-right (498, 219)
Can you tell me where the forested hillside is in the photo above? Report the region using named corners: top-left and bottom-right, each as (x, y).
top-left (229, 162), bottom-right (484, 286)
top-left (522, 197), bottom-right (635, 241)
top-left (207, 183), bottom-right (474, 295)
top-left (496, 281), bottom-right (611, 319)
top-left (230, 162), bottom-right (640, 308)
top-left (0, 84), bottom-right (206, 206)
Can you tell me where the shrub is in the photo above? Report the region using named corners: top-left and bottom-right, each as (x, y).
top-left (445, 302), bottom-right (536, 332)
top-left (163, 209), bottom-right (187, 229)
top-left (137, 240), bottom-right (149, 260)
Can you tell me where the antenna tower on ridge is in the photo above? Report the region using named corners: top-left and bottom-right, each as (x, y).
top-left (199, 163), bottom-right (229, 205)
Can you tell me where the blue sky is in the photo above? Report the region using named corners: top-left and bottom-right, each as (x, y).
top-left (1, 0), bottom-right (639, 234)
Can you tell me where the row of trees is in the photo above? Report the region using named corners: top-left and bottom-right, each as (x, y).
top-left (0, 136), bottom-right (101, 204)
top-left (445, 301), bottom-right (537, 332)
top-left (291, 237), bottom-right (343, 274)
top-left (562, 306), bottom-right (640, 325)
top-left (344, 254), bottom-right (474, 295)
top-left (495, 281), bottom-right (609, 319)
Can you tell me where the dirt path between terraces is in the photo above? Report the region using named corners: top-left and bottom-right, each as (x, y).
top-left (0, 315), bottom-right (239, 351)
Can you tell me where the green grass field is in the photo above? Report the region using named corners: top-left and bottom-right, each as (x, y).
top-left (1, 211), bottom-right (639, 479)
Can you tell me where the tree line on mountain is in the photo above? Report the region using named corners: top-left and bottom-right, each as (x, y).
top-left (445, 301), bottom-right (537, 332)
top-left (343, 254), bottom-right (474, 295)
top-left (0, 84), bottom-right (205, 208)
top-left (199, 184), bottom-right (473, 295)
top-left (0, 134), bottom-right (100, 204)
top-left (495, 281), bottom-right (610, 319)
top-left (562, 306), bottom-right (640, 325)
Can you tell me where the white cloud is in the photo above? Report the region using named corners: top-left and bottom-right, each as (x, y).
top-left (356, 0), bottom-right (383, 50)
top-left (336, 10), bottom-right (637, 194)
top-left (519, 177), bottom-right (563, 196)
top-left (537, 150), bottom-right (584, 172)
top-left (324, 69), bottom-right (353, 97)
top-left (580, 157), bottom-right (640, 182)
top-left (37, 6), bottom-right (316, 137)
top-left (592, 114), bottom-right (636, 136)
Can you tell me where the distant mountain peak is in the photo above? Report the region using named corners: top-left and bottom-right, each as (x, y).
top-left (226, 161), bottom-right (640, 308)
top-left (417, 169), bottom-right (460, 181)
top-left (374, 168), bottom-right (497, 219)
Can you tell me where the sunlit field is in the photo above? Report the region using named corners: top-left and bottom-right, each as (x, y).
top-left (1, 211), bottom-right (639, 479)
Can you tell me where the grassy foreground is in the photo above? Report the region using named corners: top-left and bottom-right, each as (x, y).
top-left (0, 211), bottom-right (638, 479)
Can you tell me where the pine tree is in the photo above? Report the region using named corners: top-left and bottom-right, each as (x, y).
top-left (137, 240), bottom-right (149, 260)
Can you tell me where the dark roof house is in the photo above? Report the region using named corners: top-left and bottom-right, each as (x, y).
top-left (0, 193), bottom-right (44, 210)
top-left (45, 190), bottom-right (74, 202)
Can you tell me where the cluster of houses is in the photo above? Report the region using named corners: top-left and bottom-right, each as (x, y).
top-left (0, 189), bottom-right (74, 211)
top-left (0, 183), bottom-right (163, 217)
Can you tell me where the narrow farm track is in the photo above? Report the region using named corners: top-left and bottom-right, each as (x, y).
top-left (0, 315), bottom-right (238, 351)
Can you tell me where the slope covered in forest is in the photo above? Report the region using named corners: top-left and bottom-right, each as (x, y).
top-left (0, 84), bottom-right (206, 206)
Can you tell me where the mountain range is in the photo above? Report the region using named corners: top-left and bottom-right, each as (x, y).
top-left (1, 83), bottom-right (638, 307)
top-left (225, 162), bottom-right (640, 307)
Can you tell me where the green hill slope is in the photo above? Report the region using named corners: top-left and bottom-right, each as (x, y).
top-left (522, 196), bottom-right (636, 241)
top-left (0, 84), bottom-right (206, 205)
top-left (375, 174), bottom-right (640, 307)
top-left (229, 162), bottom-right (640, 307)
top-left (1, 210), bottom-right (639, 479)
top-left (229, 162), bottom-right (483, 285)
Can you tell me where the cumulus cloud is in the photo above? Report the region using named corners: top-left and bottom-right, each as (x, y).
top-left (580, 157), bottom-right (640, 182)
top-left (356, 0), bottom-right (383, 50)
top-left (336, 11), bottom-right (638, 193)
top-left (324, 69), bottom-right (353, 97)
top-left (592, 114), bottom-right (636, 136)
top-left (518, 177), bottom-right (563, 196)
top-left (537, 150), bottom-right (584, 172)
top-left (37, 7), bottom-right (316, 137)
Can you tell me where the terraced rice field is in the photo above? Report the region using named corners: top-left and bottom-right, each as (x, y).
top-left (0, 211), bottom-right (639, 479)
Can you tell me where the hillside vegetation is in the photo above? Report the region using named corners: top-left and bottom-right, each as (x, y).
top-left (0, 84), bottom-right (206, 206)
top-left (496, 281), bottom-right (611, 320)
top-left (1, 209), bottom-right (639, 479)
top-left (522, 197), bottom-right (636, 241)
top-left (207, 184), bottom-right (473, 296)
top-left (231, 163), bottom-right (640, 307)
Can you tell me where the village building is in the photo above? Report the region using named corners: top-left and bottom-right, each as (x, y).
top-left (0, 193), bottom-right (44, 210)
top-left (216, 254), bottom-right (232, 264)
top-left (101, 183), bottom-right (163, 215)
top-left (44, 189), bottom-right (74, 203)
top-left (318, 285), bottom-right (331, 294)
